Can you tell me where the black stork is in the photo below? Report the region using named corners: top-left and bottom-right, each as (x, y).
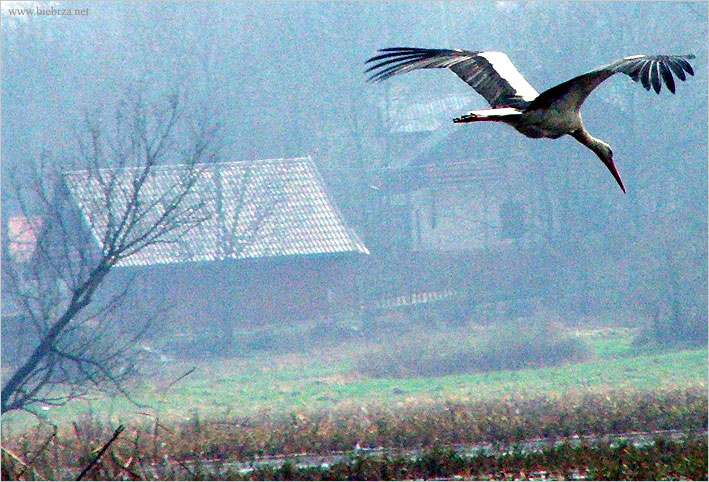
top-left (365, 48), bottom-right (696, 193)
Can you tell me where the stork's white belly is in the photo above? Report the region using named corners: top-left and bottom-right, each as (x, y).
top-left (514, 108), bottom-right (582, 139)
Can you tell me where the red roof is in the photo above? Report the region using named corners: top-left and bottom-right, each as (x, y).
top-left (6, 216), bottom-right (41, 262)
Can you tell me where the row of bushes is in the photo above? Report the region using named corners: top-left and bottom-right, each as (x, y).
top-left (166, 317), bottom-right (591, 379)
top-left (162, 318), bottom-right (365, 360)
top-left (356, 320), bottom-right (591, 378)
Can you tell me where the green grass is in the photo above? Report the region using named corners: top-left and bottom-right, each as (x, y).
top-left (3, 323), bottom-right (706, 481)
top-left (2, 326), bottom-right (706, 430)
top-left (158, 348), bottom-right (706, 417)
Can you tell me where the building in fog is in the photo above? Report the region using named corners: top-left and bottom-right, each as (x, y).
top-left (357, 98), bottom-right (562, 317)
top-left (58, 156), bottom-right (369, 342)
top-left (373, 95), bottom-right (558, 255)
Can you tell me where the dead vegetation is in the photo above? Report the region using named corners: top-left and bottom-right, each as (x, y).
top-left (2, 386), bottom-right (706, 480)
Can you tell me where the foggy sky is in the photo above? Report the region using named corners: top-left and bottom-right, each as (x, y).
top-left (2, 1), bottom-right (707, 321)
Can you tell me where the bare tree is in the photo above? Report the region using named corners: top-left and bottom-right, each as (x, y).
top-left (1, 87), bottom-right (220, 415)
top-left (215, 163), bottom-right (288, 260)
top-left (204, 160), bottom-right (301, 352)
top-left (631, 206), bottom-right (708, 347)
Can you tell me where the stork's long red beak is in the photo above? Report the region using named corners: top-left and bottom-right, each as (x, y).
top-left (603, 157), bottom-right (626, 193)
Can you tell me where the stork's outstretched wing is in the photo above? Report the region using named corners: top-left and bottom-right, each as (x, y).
top-left (527, 54), bottom-right (696, 112)
top-left (366, 47), bottom-right (539, 109)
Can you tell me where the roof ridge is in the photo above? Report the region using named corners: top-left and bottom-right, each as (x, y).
top-left (61, 156), bottom-right (311, 176)
top-left (301, 155), bottom-right (370, 255)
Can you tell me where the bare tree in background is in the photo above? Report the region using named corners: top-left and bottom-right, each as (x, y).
top-left (205, 160), bottom-right (293, 353)
top-left (1, 87), bottom-right (220, 415)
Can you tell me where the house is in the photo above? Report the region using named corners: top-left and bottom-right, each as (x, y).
top-left (380, 126), bottom-right (558, 252)
top-left (1, 215), bottom-right (44, 363)
top-left (359, 109), bottom-right (561, 318)
top-left (4, 216), bottom-right (42, 263)
top-left (60, 156), bottom-right (369, 342)
top-left (371, 83), bottom-right (560, 254)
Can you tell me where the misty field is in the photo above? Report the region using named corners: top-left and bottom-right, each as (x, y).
top-left (3, 1), bottom-right (707, 480)
top-left (2, 321), bottom-right (707, 480)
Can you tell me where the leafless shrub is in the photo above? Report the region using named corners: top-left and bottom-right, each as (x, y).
top-left (1, 86), bottom-right (220, 415)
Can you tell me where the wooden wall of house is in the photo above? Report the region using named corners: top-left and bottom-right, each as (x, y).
top-left (407, 160), bottom-right (550, 253)
top-left (116, 253), bottom-right (364, 336)
top-left (351, 247), bottom-right (554, 307)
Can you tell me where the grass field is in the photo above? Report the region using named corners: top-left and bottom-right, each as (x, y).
top-left (2, 322), bottom-right (707, 480)
top-left (144, 342), bottom-right (706, 422)
top-left (2, 325), bottom-right (706, 428)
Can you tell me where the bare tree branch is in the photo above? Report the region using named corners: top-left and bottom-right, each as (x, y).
top-left (75, 424), bottom-right (125, 481)
top-left (1, 87), bottom-right (220, 415)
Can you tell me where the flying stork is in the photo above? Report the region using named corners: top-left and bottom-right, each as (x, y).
top-left (366, 48), bottom-right (696, 193)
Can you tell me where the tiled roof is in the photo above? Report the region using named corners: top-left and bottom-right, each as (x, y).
top-left (62, 156), bottom-right (369, 267)
top-left (381, 94), bottom-right (475, 133)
